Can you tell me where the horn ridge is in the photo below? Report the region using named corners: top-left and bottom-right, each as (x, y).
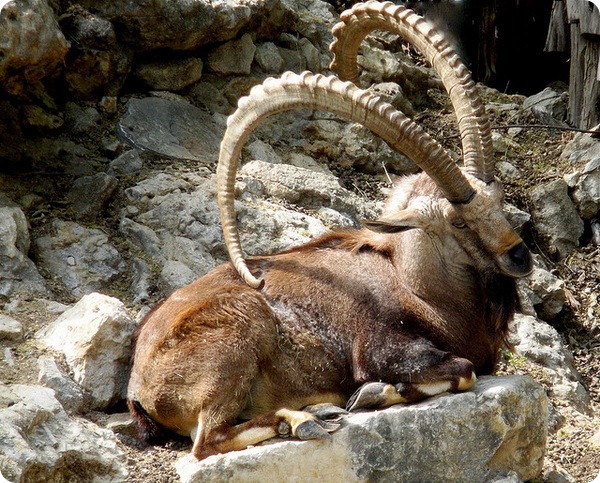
top-left (217, 71), bottom-right (475, 287)
top-left (329, 0), bottom-right (494, 181)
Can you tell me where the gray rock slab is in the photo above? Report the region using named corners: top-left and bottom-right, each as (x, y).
top-left (176, 375), bottom-right (547, 483)
top-left (561, 131), bottom-right (600, 165)
top-left (117, 96), bottom-right (223, 163)
top-left (33, 219), bottom-right (126, 298)
top-left (240, 160), bottom-right (377, 219)
top-left (523, 87), bottom-right (568, 127)
top-left (0, 195), bottom-right (48, 298)
top-left (0, 384), bottom-right (127, 482)
top-left (571, 157), bottom-right (600, 220)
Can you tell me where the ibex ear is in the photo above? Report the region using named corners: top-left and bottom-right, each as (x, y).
top-left (362, 209), bottom-right (425, 233)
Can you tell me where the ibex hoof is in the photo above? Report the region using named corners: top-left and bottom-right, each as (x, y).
top-left (303, 403), bottom-right (348, 422)
top-left (346, 382), bottom-right (407, 411)
top-left (295, 419), bottom-right (334, 440)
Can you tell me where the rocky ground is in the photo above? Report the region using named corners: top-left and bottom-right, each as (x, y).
top-left (2, 86), bottom-right (598, 482)
top-left (1, 0), bottom-right (599, 481)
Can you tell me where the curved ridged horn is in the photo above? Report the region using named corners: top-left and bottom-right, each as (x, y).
top-left (217, 71), bottom-right (476, 288)
top-left (329, 1), bottom-right (495, 182)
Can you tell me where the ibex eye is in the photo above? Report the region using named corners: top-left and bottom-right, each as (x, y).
top-left (452, 219), bottom-right (467, 229)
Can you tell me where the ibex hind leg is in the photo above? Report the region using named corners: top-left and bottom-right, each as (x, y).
top-left (347, 355), bottom-right (476, 412)
top-left (191, 408), bottom-right (342, 460)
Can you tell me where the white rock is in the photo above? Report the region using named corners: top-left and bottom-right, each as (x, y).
top-left (245, 139), bottom-right (283, 164)
top-left (33, 220), bottom-right (126, 298)
top-left (117, 95), bottom-right (223, 164)
top-left (175, 376), bottom-right (547, 482)
top-left (492, 131), bottom-right (521, 156)
top-left (504, 202), bottom-right (531, 234)
top-left (509, 313), bottom-right (590, 414)
top-left (497, 160), bottom-right (522, 180)
top-left (571, 157), bottom-right (600, 220)
top-left (240, 160), bottom-right (376, 219)
top-left (36, 293), bottom-right (136, 409)
top-left (523, 87), bottom-right (568, 126)
top-left (520, 263), bottom-right (565, 320)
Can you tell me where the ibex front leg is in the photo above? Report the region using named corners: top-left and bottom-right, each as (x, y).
top-left (192, 407), bottom-right (344, 460)
top-left (349, 330), bottom-right (476, 411)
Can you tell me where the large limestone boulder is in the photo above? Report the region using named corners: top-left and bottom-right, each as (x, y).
top-left (36, 292), bottom-right (136, 409)
top-left (0, 0), bottom-right (69, 96)
top-left (72, 0), bottom-right (288, 52)
top-left (530, 179), bottom-right (584, 259)
top-left (176, 375), bottom-right (548, 482)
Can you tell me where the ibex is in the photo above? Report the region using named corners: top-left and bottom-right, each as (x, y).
top-left (127, 1), bottom-right (533, 460)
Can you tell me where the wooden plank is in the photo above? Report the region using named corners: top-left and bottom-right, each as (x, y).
top-left (569, 22), bottom-right (584, 125)
top-left (568, 21), bottom-right (600, 128)
top-left (545, 0), bottom-right (569, 51)
top-left (579, 39), bottom-right (600, 127)
top-left (566, 0), bottom-right (585, 23)
top-left (580, 2), bottom-right (600, 35)
top-left (567, 0), bottom-right (600, 35)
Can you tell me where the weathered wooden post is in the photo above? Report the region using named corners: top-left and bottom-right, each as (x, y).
top-left (547, 0), bottom-right (600, 128)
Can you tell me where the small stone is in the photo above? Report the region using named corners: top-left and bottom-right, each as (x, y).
top-left (106, 412), bottom-right (137, 438)
top-left (206, 34), bottom-right (256, 75)
top-left (0, 383), bottom-right (127, 482)
top-left (530, 179), bottom-right (584, 259)
top-left (135, 57), bottom-right (203, 91)
top-left (497, 161), bottom-right (522, 180)
top-left (0, 315), bottom-right (22, 340)
top-left (254, 42), bottom-right (285, 73)
top-left (99, 96), bottom-right (118, 113)
top-left (67, 173), bottom-right (118, 220)
top-left (37, 357), bottom-right (89, 413)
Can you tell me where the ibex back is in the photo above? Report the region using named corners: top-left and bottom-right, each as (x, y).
top-left (127, 1), bottom-right (533, 460)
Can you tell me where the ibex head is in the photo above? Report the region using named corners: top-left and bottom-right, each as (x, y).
top-left (217, 1), bottom-right (532, 288)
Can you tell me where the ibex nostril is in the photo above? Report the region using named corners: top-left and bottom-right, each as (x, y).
top-left (507, 242), bottom-right (533, 275)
